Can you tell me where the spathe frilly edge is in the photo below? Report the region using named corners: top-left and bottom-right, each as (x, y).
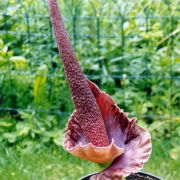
top-left (64, 80), bottom-right (151, 179)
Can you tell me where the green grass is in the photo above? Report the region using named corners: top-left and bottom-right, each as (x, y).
top-left (0, 145), bottom-right (100, 180)
top-left (144, 139), bottom-right (180, 180)
top-left (0, 138), bottom-right (179, 180)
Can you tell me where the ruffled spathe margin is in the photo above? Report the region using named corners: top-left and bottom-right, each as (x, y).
top-left (64, 80), bottom-right (151, 179)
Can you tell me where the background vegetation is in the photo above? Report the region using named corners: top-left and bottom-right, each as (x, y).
top-left (0, 0), bottom-right (179, 179)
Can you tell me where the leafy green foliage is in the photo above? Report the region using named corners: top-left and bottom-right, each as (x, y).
top-left (0, 0), bottom-right (179, 178)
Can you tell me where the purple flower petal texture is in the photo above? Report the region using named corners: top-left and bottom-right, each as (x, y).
top-left (48, 0), bottom-right (152, 179)
top-left (65, 80), bottom-right (151, 179)
top-left (88, 81), bottom-right (151, 179)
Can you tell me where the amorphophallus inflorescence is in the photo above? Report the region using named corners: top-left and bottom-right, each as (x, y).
top-left (48, 0), bottom-right (152, 179)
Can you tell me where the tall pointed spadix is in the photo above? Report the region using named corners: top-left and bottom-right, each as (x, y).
top-left (48, 0), bottom-right (109, 147)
